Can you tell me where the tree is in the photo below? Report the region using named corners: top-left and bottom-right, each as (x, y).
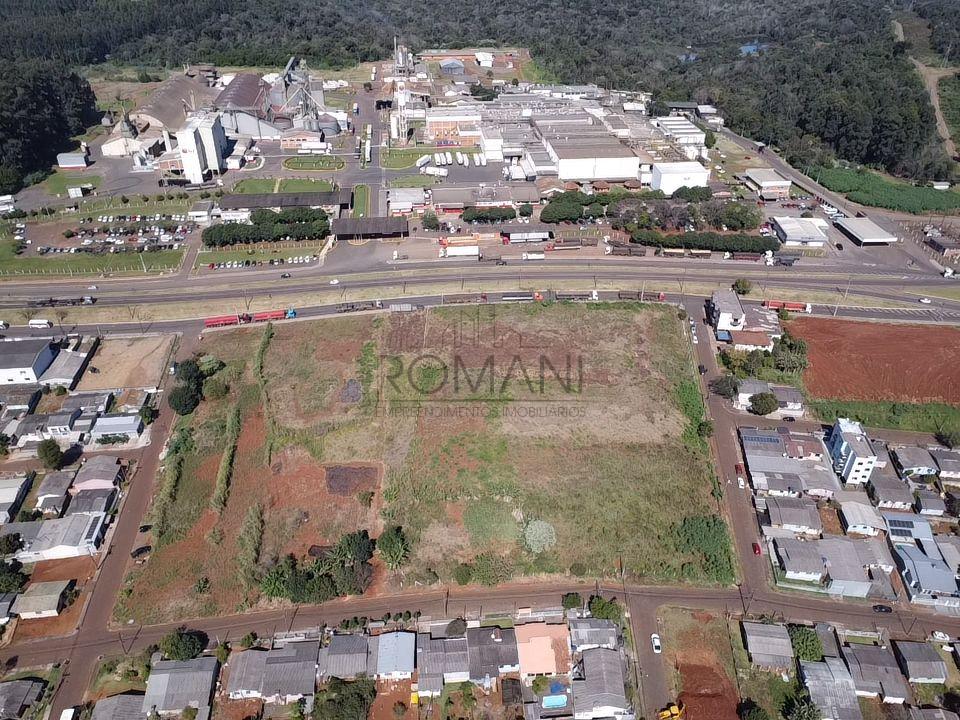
top-left (332, 530), bottom-right (374, 568)
top-left (588, 595), bottom-right (623, 623)
top-left (446, 618), bottom-right (467, 636)
top-left (740, 704), bottom-right (771, 720)
top-left (785, 696), bottom-right (822, 720)
top-left (937, 429), bottom-right (960, 448)
top-left (788, 626), bottom-right (823, 661)
top-left (732, 278), bottom-right (753, 295)
top-left (159, 629), bottom-right (205, 660)
top-left (531, 675), bottom-right (550, 695)
top-left (175, 359), bottom-right (204, 388)
top-left (421, 211), bottom-right (439, 230)
top-left (561, 592), bottom-right (582, 610)
top-left (710, 374), bottom-right (740, 399)
top-left (697, 420), bottom-right (714, 438)
top-left (749, 392), bottom-right (779, 416)
top-left (377, 526), bottom-right (410, 571)
top-left (0, 434), bottom-right (10, 457)
top-left (0, 533), bottom-right (20, 555)
top-left (202, 376), bottom-right (229, 400)
top-left (453, 563), bottom-right (473, 585)
top-left (0, 560), bottom-right (27, 593)
top-left (392, 701), bottom-right (407, 719)
top-left (518, 203), bottom-right (533, 217)
top-left (37, 439), bottom-right (63, 469)
top-left (168, 385), bottom-right (201, 415)
top-left (139, 405), bottom-right (158, 426)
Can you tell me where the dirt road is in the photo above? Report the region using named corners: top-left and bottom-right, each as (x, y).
top-left (911, 57), bottom-right (959, 158)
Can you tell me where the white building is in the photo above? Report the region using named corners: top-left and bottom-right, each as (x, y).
top-left (839, 502), bottom-right (884, 537)
top-left (651, 161), bottom-right (710, 195)
top-left (544, 140), bottom-right (640, 182)
top-left (826, 418), bottom-right (877, 485)
top-left (14, 513), bottom-right (107, 563)
top-left (0, 339), bottom-right (56, 386)
top-left (772, 216), bottom-right (828, 247)
top-left (709, 289), bottom-right (745, 332)
top-left (174, 112), bottom-right (227, 185)
top-left (745, 168), bottom-right (792, 200)
top-left (655, 117), bottom-right (707, 160)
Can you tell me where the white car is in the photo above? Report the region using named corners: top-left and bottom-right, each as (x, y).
top-left (919, 297), bottom-right (932, 304)
top-left (651, 634), bottom-right (662, 654)
top-left (329, 278), bottom-right (340, 285)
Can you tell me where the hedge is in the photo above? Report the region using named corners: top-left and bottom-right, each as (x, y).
top-left (630, 229), bottom-right (779, 253)
top-left (202, 219), bottom-right (329, 247)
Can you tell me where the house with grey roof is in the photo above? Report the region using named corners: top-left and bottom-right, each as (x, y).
top-left (895, 544), bottom-right (959, 605)
top-left (59, 393), bottom-right (112, 414)
top-left (369, 632), bottom-right (416, 680)
top-left (774, 537), bottom-right (824, 583)
top-left (11, 580), bottom-right (72, 619)
top-left (142, 656), bottom-right (218, 715)
top-left (416, 633), bottom-right (469, 697)
top-left (766, 496), bottom-right (822, 536)
top-left (841, 644), bottom-right (909, 704)
top-left (466, 626), bottom-right (521, 688)
top-left (226, 641), bottom-right (318, 703)
top-left (741, 622), bottom-right (793, 671)
top-left (91, 694), bottom-right (148, 720)
top-left (819, 537), bottom-right (873, 598)
top-left (869, 472), bottom-right (913, 510)
top-left (0, 476), bottom-right (30, 523)
top-left (317, 634), bottom-right (368, 680)
top-left (64, 488), bottom-right (116, 517)
top-left (33, 470), bottom-right (75, 516)
top-left (571, 648), bottom-right (628, 720)
top-left (225, 650), bottom-right (267, 700)
top-left (14, 512), bottom-right (107, 563)
top-left (932, 448), bottom-right (960, 483)
top-left (892, 446), bottom-right (939, 478)
top-left (568, 618), bottom-right (619, 653)
top-left (893, 641), bottom-right (948, 684)
top-left (0, 679), bottom-right (44, 720)
top-left (0, 339), bottom-right (57, 387)
top-left (936, 535), bottom-right (960, 574)
top-left (910, 709), bottom-right (960, 720)
top-left (89, 414), bottom-right (143, 443)
top-left (72, 456), bottom-right (122, 492)
top-left (839, 502), bottom-right (884, 537)
top-left (800, 657), bottom-right (863, 720)
top-left (0, 593), bottom-right (16, 625)
top-left (915, 488), bottom-right (946, 517)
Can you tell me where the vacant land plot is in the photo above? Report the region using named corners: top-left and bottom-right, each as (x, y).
top-left (119, 303), bottom-right (723, 623)
top-left (661, 609), bottom-right (740, 720)
top-left (791, 317), bottom-right (960, 404)
top-left (77, 335), bottom-right (174, 392)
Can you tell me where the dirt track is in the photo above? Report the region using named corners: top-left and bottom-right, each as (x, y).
top-left (791, 317), bottom-right (960, 404)
top-left (911, 57), bottom-right (959, 158)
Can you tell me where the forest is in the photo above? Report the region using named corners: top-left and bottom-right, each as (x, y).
top-left (0, 0), bottom-right (955, 185)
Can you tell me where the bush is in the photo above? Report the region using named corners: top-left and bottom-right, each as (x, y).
top-left (240, 632), bottom-right (257, 649)
top-left (697, 420), bottom-right (714, 438)
top-left (202, 376), bottom-right (229, 400)
top-left (788, 626), bottom-right (823, 661)
top-left (732, 278), bottom-right (753, 295)
top-left (422, 211), bottom-right (440, 230)
top-left (167, 385), bottom-right (201, 415)
top-left (674, 515), bottom-right (734, 583)
top-left (710, 374), bottom-right (740, 399)
top-left (139, 405), bottom-right (158, 426)
top-left (453, 563), bottom-right (473, 585)
top-left (518, 203), bottom-right (533, 217)
top-left (749, 392), bottom-right (779, 416)
top-left (561, 592), bottom-right (582, 610)
top-left (587, 595), bottom-right (623, 623)
top-left (377, 526), bottom-right (410, 571)
top-left (37, 439), bottom-right (63, 469)
top-left (672, 185), bottom-right (712, 202)
top-left (531, 676), bottom-right (550, 695)
top-left (159, 629), bottom-right (205, 660)
top-left (523, 520), bottom-right (557, 554)
top-left (446, 618), bottom-right (467, 636)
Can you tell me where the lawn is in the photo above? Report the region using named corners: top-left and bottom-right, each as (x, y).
top-left (119, 303), bottom-right (729, 623)
top-left (389, 175), bottom-right (436, 188)
top-left (815, 166), bottom-right (960, 214)
top-left (281, 156), bottom-right (344, 172)
top-left (0, 237), bottom-right (182, 277)
top-left (232, 178), bottom-right (278, 194)
top-left (352, 184), bottom-right (370, 217)
top-left (380, 147), bottom-right (436, 170)
top-left (194, 242), bottom-right (323, 269)
top-left (43, 170), bottom-right (102, 197)
top-left (278, 178), bottom-right (334, 192)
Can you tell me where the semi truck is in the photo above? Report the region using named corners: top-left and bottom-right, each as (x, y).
top-left (555, 290), bottom-right (599, 301)
top-left (762, 300), bottom-right (812, 313)
top-left (421, 166), bottom-right (449, 177)
top-left (605, 244), bottom-right (646, 256)
top-left (204, 308), bottom-right (296, 328)
top-left (439, 245), bottom-right (481, 258)
top-left (522, 251), bottom-right (545, 261)
top-left (416, 155), bottom-right (432, 168)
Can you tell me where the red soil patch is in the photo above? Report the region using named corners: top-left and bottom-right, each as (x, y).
top-left (790, 317), bottom-right (960, 404)
top-left (214, 697), bottom-right (262, 720)
top-left (12, 592), bottom-right (85, 642)
top-left (677, 663), bottom-right (740, 720)
top-left (369, 679), bottom-right (416, 720)
top-left (30, 556), bottom-right (96, 584)
top-left (324, 463), bottom-right (379, 495)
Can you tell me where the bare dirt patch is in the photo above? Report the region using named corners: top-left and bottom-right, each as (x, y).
top-left (790, 317), bottom-right (960, 404)
top-left (325, 463), bottom-right (380, 495)
top-left (77, 335), bottom-right (174, 391)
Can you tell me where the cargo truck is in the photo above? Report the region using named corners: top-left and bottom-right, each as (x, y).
top-left (522, 251), bottom-right (545, 261)
top-left (762, 300), bottom-right (812, 313)
top-left (416, 155), bottom-right (432, 168)
top-left (439, 245), bottom-right (481, 259)
top-left (445, 151), bottom-right (453, 165)
top-left (421, 166), bottom-right (449, 177)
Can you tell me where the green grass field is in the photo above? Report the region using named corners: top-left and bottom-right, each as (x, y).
top-left (380, 147), bottom-right (437, 170)
top-left (43, 170), bottom-right (102, 196)
top-left (352, 184), bottom-right (370, 217)
top-left (194, 242), bottom-right (322, 269)
top-left (0, 245), bottom-right (183, 277)
top-left (811, 399), bottom-right (960, 435)
top-left (282, 156), bottom-right (344, 172)
top-left (816, 166), bottom-right (960, 214)
top-left (232, 178), bottom-right (278, 194)
top-left (279, 178), bottom-right (334, 192)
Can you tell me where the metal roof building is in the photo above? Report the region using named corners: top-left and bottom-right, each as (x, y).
top-left (416, 634), bottom-right (469, 696)
top-left (800, 657), bottom-right (863, 720)
top-left (571, 648), bottom-right (628, 719)
top-left (11, 580), bottom-right (71, 619)
top-left (91, 694), bottom-right (148, 720)
top-left (893, 641), bottom-right (948, 684)
top-left (317, 634), bottom-right (368, 680)
top-left (466, 626), bottom-right (520, 684)
top-left (331, 217), bottom-right (409, 240)
top-left (142, 656), bottom-right (219, 714)
top-left (369, 632), bottom-right (416, 680)
top-left (0, 679), bottom-right (43, 720)
top-left (741, 622), bottom-right (793, 670)
top-left (841, 643), bottom-right (909, 703)
top-left (834, 217), bottom-right (897, 246)
top-left (219, 191), bottom-right (351, 211)
top-left (568, 618), bottom-right (619, 652)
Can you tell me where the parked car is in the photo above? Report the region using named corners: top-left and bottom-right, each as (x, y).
top-left (872, 604), bottom-right (893, 614)
top-left (651, 634), bottom-right (662, 654)
top-left (280, 272), bottom-right (291, 278)
top-left (752, 542), bottom-right (762, 556)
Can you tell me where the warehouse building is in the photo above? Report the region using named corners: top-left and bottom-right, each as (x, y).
top-left (651, 162), bottom-right (710, 195)
top-left (654, 117), bottom-right (707, 160)
top-left (772, 216), bottom-right (828, 247)
top-left (331, 217), bottom-right (409, 241)
top-left (834, 218), bottom-right (897, 246)
top-left (0, 340), bottom-right (57, 386)
top-left (745, 168), bottom-right (792, 200)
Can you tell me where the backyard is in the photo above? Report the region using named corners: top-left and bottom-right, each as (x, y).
top-left (117, 303), bottom-right (728, 623)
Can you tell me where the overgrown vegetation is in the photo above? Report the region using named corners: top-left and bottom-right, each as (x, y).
top-left (674, 515), bottom-right (735, 584)
top-left (816, 166), bottom-right (960, 214)
top-left (811, 398), bottom-right (960, 435)
top-left (788, 625), bottom-right (823, 662)
top-left (202, 208), bottom-right (329, 246)
top-left (260, 530), bottom-right (376, 602)
top-left (236, 503), bottom-right (263, 590)
top-left (210, 404), bottom-right (241, 513)
top-left (630, 230), bottom-right (778, 253)
top-left (313, 678), bottom-right (377, 720)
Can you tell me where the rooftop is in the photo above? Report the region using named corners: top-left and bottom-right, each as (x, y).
top-left (11, 580), bottom-right (69, 615)
top-left (142, 656), bottom-right (218, 713)
top-left (571, 648), bottom-right (627, 716)
top-left (0, 340), bottom-right (53, 372)
top-left (219, 191), bottom-right (351, 210)
top-left (742, 622), bottom-right (793, 668)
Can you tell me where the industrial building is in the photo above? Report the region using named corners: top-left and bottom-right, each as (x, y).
top-left (171, 112), bottom-right (228, 185)
top-left (772, 216), bottom-right (828, 247)
top-left (834, 217), bottom-right (898, 246)
top-left (745, 168), bottom-right (792, 199)
top-left (651, 161), bottom-right (710, 195)
top-left (219, 191), bottom-right (352, 222)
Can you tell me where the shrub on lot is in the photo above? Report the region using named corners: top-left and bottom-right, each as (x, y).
top-left (0, 560), bottom-right (27, 593)
top-left (421, 211), bottom-right (440, 230)
top-left (168, 385), bottom-right (200, 415)
top-left (377, 526), bottom-right (410, 571)
top-left (674, 515), bottom-right (734, 583)
top-left (788, 626), bottom-right (823, 661)
top-left (732, 278), bottom-right (753, 295)
top-left (561, 592), bottom-right (582, 610)
top-left (446, 618), bottom-right (467, 636)
top-left (37, 438), bottom-right (63, 469)
top-left (159, 629), bottom-right (205, 660)
top-left (587, 595), bottom-right (623, 623)
top-left (453, 563), bottom-right (473, 585)
top-left (202, 376), bottom-right (229, 400)
top-left (523, 520), bottom-right (557, 554)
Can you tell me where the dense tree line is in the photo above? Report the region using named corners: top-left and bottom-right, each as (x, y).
top-left (913, 0), bottom-right (960, 65)
top-left (629, 230), bottom-right (778, 253)
top-left (0, 0), bottom-right (949, 178)
top-left (0, 61), bottom-right (98, 193)
top-left (202, 209), bottom-right (329, 246)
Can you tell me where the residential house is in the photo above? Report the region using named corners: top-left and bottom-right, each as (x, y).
top-left (841, 644), bottom-right (909, 704)
top-left (33, 470), bottom-right (75, 516)
top-left (369, 632), bottom-right (416, 680)
top-left (892, 447), bottom-right (939, 478)
top-left (854, 537), bottom-right (896, 574)
top-left (893, 642), bottom-right (948, 684)
top-left (317, 634), bottom-right (369, 680)
top-left (0, 680), bottom-right (44, 720)
top-left (839, 502), bottom-right (884, 537)
top-left (709, 289), bottom-right (745, 332)
top-left (819, 537), bottom-right (873, 598)
top-left (11, 580), bottom-right (72, 619)
top-left (0, 386), bottom-right (40, 416)
top-left (88, 414), bottom-right (143, 443)
top-left (747, 456), bottom-right (839, 499)
top-left (225, 650), bottom-right (268, 699)
top-left (772, 386), bottom-right (805, 417)
top-left (72, 456), bottom-right (123, 492)
top-left (466, 626), bottom-right (520, 688)
top-left (916, 488), bottom-right (947, 517)
top-left (571, 648), bottom-right (628, 720)
top-left (259, 641), bottom-right (319, 703)
top-left (869, 457), bottom-right (913, 510)
top-left (64, 488), bottom-right (116, 517)
top-left (932, 448), bottom-right (960, 485)
top-left (91, 694), bottom-right (148, 720)
top-left (892, 544), bottom-right (959, 605)
top-left (46, 409), bottom-right (81, 442)
top-left (735, 379), bottom-right (772, 412)
top-left (416, 633), bottom-right (470, 697)
top-left (910, 709), bottom-right (960, 720)
top-left (0, 476), bottom-right (30, 523)
top-left (800, 657), bottom-right (863, 720)
top-left (936, 535), bottom-right (960, 574)
top-left (741, 622), bottom-right (794, 671)
top-left (515, 623), bottom-right (573, 682)
top-left (765, 496), bottom-right (822, 536)
top-left (774, 538), bottom-right (824, 583)
top-left (59, 393), bottom-right (112, 414)
top-left (568, 619), bottom-right (619, 653)
top-left (12, 415), bottom-right (54, 448)
top-left (0, 340), bottom-right (57, 386)
top-left (14, 513), bottom-right (107, 563)
top-left (142, 656), bottom-right (219, 715)
top-left (0, 594), bottom-right (16, 625)
top-left (826, 419), bottom-right (877, 486)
